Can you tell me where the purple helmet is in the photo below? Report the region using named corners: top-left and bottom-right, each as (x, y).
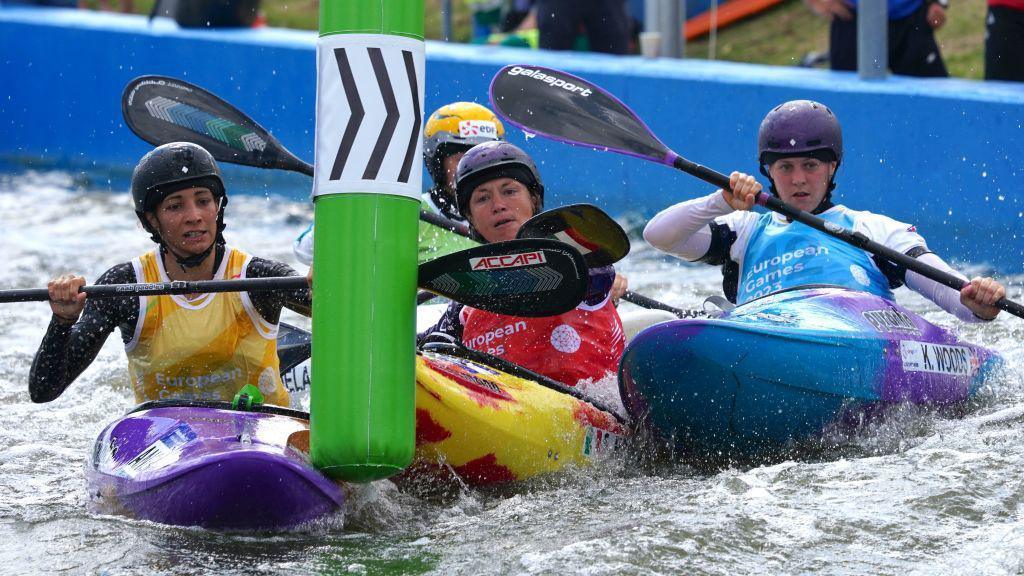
top-left (455, 141), bottom-right (544, 219)
top-left (757, 100), bottom-right (843, 167)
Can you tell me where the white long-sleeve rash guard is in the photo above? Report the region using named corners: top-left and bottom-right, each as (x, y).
top-left (643, 192), bottom-right (986, 323)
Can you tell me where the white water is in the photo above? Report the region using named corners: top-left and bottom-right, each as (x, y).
top-left (2, 169), bottom-right (1023, 575)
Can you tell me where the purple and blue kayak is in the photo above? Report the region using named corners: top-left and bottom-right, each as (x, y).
top-left (619, 287), bottom-right (1004, 458)
top-left (88, 402), bottom-right (343, 530)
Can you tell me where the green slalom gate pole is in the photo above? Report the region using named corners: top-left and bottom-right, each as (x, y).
top-left (310, 1), bottom-right (423, 481)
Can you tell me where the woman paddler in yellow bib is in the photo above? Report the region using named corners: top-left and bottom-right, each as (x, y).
top-left (29, 142), bottom-right (311, 406)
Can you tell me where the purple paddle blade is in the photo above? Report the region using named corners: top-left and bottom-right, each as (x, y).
top-left (489, 65), bottom-right (675, 166)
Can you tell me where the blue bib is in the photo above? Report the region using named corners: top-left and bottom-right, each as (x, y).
top-left (736, 209), bottom-right (894, 304)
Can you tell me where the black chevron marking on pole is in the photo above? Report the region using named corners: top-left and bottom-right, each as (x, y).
top-left (363, 47), bottom-right (399, 180)
top-left (330, 48), bottom-right (364, 181)
top-left (397, 50), bottom-right (420, 184)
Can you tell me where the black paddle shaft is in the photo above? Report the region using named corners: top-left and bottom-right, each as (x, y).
top-left (1, 240), bottom-right (589, 317)
top-left (0, 277), bottom-right (308, 303)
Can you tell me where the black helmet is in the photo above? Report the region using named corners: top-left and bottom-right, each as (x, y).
top-left (131, 142), bottom-right (225, 213)
top-left (130, 142), bottom-right (227, 242)
top-left (455, 141), bottom-right (544, 219)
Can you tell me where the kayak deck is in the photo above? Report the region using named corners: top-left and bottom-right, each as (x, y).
top-left (619, 287), bottom-right (1003, 457)
top-left (409, 348), bottom-right (626, 485)
top-left (89, 406), bottom-right (344, 530)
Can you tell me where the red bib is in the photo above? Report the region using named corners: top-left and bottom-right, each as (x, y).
top-left (460, 296), bottom-right (625, 386)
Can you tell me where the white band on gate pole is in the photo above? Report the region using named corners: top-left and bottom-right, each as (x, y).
top-left (314, 34), bottom-right (425, 199)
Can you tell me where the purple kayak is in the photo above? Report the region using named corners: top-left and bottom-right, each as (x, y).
top-left (619, 287), bottom-right (1004, 458)
top-left (88, 402), bottom-right (344, 530)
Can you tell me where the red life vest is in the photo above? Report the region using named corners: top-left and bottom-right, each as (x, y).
top-left (990, 0), bottom-right (1024, 10)
top-left (460, 295), bottom-right (625, 386)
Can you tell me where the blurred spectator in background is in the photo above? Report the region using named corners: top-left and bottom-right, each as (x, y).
top-left (92, 0), bottom-right (133, 10)
top-left (535, 0), bottom-right (631, 54)
top-left (469, 0), bottom-right (539, 47)
top-left (147, 0), bottom-right (262, 28)
top-left (985, 0), bottom-right (1024, 81)
top-left (805, 0), bottom-right (949, 77)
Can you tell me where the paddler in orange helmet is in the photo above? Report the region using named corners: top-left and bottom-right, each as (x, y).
top-left (418, 140), bottom-right (628, 395)
top-left (29, 142), bottom-right (312, 406)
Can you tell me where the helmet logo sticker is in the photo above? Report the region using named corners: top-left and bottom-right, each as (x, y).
top-left (181, 166), bottom-right (189, 173)
top-left (459, 120), bottom-right (498, 139)
top-left (789, 138), bottom-right (797, 147)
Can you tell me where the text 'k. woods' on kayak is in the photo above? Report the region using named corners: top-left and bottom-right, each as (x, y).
top-left (619, 286), bottom-right (1004, 459)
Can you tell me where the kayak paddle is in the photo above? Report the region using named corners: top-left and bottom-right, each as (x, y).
top-left (0, 239), bottom-right (588, 317)
top-left (489, 65), bottom-right (1024, 320)
top-left (517, 203), bottom-right (629, 267)
top-left (121, 75), bottom-right (472, 238)
top-left (122, 75), bottom-right (688, 317)
top-left (418, 238), bottom-right (586, 317)
top-left (518, 204), bottom-right (702, 316)
top-left (619, 290), bottom-right (704, 319)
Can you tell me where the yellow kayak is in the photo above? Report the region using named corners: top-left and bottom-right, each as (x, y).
top-left (409, 347), bottom-right (627, 485)
top-left (281, 343), bottom-right (627, 487)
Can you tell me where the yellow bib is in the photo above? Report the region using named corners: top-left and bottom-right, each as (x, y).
top-left (125, 247), bottom-right (289, 406)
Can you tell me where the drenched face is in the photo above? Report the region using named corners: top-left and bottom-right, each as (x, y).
top-left (466, 177), bottom-right (537, 243)
top-left (442, 152), bottom-right (466, 196)
top-left (145, 187), bottom-right (219, 256)
top-left (768, 157), bottom-right (837, 212)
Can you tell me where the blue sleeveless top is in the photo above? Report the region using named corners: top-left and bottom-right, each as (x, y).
top-left (736, 209), bottom-right (895, 304)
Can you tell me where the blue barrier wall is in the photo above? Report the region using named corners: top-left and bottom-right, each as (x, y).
top-left (2, 7), bottom-right (1023, 270)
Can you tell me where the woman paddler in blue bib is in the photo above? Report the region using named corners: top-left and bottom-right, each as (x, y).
top-left (29, 142), bottom-right (312, 406)
top-left (643, 100), bottom-right (1006, 321)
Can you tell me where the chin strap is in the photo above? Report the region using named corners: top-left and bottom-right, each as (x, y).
top-left (161, 240), bottom-right (225, 274)
top-left (146, 196), bottom-right (229, 273)
top-left (427, 186), bottom-right (463, 222)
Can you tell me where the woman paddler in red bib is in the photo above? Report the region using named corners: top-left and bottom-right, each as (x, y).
top-left (418, 141), bottom-right (628, 393)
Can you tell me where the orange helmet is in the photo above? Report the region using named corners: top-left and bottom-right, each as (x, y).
top-left (423, 102), bottom-right (506, 187)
